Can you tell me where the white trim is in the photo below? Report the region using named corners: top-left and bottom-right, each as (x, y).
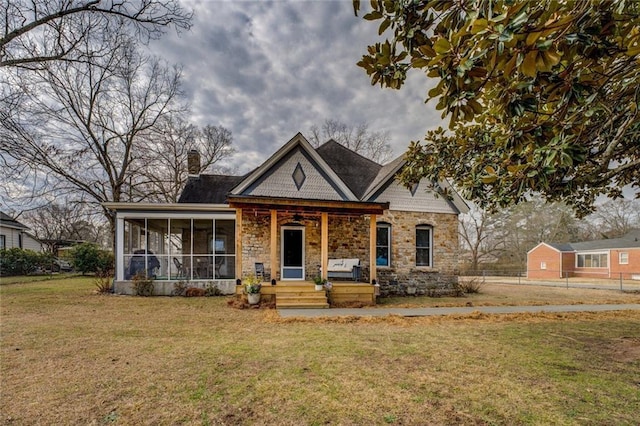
top-left (116, 217), bottom-right (125, 281)
top-left (103, 202), bottom-right (233, 212)
top-left (376, 222), bottom-right (391, 268)
top-left (527, 242), bottom-right (570, 255)
top-left (576, 251), bottom-right (609, 269)
top-left (619, 252), bottom-right (629, 265)
top-left (281, 225), bottom-right (305, 280)
top-left (415, 225), bottom-right (433, 267)
top-left (362, 155), bottom-right (468, 214)
top-left (115, 211), bottom-right (235, 220)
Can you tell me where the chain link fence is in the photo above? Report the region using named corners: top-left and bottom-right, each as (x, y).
top-left (460, 268), bottom-right (640, 292)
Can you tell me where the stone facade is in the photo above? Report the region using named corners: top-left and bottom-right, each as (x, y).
top-left (375, 210), bottom-right (460, 297)
top-left (240, 209), bottom-right (461, 296)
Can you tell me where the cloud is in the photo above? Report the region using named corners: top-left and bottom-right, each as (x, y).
top-left (149, 0), bottom-right (442, 172)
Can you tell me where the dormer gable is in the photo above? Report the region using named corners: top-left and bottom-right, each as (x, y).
top-left (230, 133), bottom-right (358, 201)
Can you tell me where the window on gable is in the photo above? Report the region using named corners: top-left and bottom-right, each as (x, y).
top-left (376, 223), bottom-right (391, 267)
top-left (619, 252), bottom-right (629, 265)
top-left (416, 225), bottom-right (432, 267)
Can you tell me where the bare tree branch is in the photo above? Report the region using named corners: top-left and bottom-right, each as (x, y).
top-left (1, 0), bottom-right (192, 68)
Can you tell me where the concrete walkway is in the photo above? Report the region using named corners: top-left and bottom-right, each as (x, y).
top-left (277, 304), bottom-right (640, 318)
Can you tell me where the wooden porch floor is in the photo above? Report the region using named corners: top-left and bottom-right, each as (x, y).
top-left (235, 281), bottom-right (377, 309)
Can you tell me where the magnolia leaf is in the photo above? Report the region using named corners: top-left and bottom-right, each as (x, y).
top-left (418, 44), bottom-right (436, 57)
top-left (521, 51), bottom-right (538, 77)
top-left (363, 11), bottom-right (383, 21)
top-left (412, 58), bottom-right (430, 68)
top-left (428, 85), bottom-right (442, 98)
top-left (433, 38), bottom-right (451, 54)
top-left (468, 99), bottom-right (483, 114)
top-left (481, 175), bottom-right (498, 184)
top-left (471, 19), bottom-right (488, 34)
top-left (378, 18), bottom-right (391, 35)
top-left (526, 31), bottom-right (541, 46)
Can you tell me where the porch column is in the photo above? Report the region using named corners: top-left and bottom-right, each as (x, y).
top-left (369, 214), bottom-right (377, 283)
top-left (235, 208), bottom-right (243, 279)
top-left (116, 215), bottom-right (124, 281)
top-left (321, 212), bottom-right (328, 280)
top-left (270, 210), bottom-right (278, 281)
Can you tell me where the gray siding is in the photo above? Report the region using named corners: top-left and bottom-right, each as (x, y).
top-left (246, 149), bottom-right (344, 200)
top-left (372, 180), bottom-right (458, 214)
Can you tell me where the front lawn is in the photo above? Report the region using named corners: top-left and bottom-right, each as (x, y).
top-left (1, 277), bottom-right (639, 425)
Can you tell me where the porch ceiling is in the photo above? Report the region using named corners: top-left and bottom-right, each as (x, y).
top-left (227, 195), bottom-right (388, 215)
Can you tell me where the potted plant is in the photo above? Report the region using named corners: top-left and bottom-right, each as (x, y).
top-left (244, 275), bottom-right (262, 304)
top-left (313, 275), bottom-right (327, 291)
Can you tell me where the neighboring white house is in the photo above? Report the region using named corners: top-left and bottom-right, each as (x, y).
top-left (0, 211), bottom-right (42, 252)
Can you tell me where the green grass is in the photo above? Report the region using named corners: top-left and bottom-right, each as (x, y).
top-left (1, 276), bottom-right (639, 425)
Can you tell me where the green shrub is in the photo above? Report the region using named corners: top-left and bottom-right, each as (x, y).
top-left (70, 243), bottom-right (113, 275)
top-left (0, 248), bottom-right (52, 276)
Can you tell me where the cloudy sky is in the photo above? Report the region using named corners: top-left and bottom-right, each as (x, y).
top-left (147, 0), bottom-right (442, 173)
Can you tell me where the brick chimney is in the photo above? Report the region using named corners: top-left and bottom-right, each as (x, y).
top-left (187, 150), bottom-right (201, 176)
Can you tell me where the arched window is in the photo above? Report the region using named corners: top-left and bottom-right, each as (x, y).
top-left (415, 225), bottom-right (432, 267)
top-left (376, 222), bottom-right (391, 267)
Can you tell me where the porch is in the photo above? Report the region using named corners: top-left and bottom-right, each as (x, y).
top-left (235, 280), bottom-right (377, 308)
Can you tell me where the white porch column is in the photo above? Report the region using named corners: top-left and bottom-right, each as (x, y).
top-left (321, 212), bottom-right (328, 280)
top-left (270, 210), bottom-right (278, 281)
top-left (369, 214), bottom-right (377, 283)
top-left (116, 215), bottom-right (125, 281)
top-left (235, 208), bottom-right (243, 279)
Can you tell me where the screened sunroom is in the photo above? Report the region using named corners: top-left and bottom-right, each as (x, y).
top-left (105, 204), bottom-right (238, 295)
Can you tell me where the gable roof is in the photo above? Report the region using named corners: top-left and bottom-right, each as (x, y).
top-left (0, 211), bottom-right (29, 230)
top-left (528, 242), bottom-right (573, 254)
top-left (178, 132), bottom-right (468, 214)
top-left (178, 175), bottom-right (245, 204)
top-left (315, 140), bottom-right (382, 199)
top-left (361, 155), bottom-right (469, 214)
top-left (229, 133), bottom-right (357, 201)
top-left (538, 229), bottom-right (640, 252)
top-left (547, 242), bottom-right (575, 252)
top-left (570, 230), bottom-right (640, 251)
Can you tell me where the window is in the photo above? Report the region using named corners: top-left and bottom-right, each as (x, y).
top-left (376, 223), bottom-right (391, 267)
top-left (18, 233), bottom-right (22, 249)
top-left (576, 253), bottom-right (608, 268)
top-left (540, 262), bottom-right (547, 270)
top-left (619, 252), bottom-right (629, 265)
top-left (122, 217), bottom-right (235, 281)
top-left (416, 225), bottom-right (432, 267)
top-left (0, 235), bottom-right (5, 250)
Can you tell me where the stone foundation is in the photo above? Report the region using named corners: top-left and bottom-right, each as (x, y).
top-left (376, 270), bottom-right (460, 297)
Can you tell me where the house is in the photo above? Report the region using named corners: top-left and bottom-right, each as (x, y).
top-left (527, 230), bottom-right (640, 280)
top-left (0, 211), bottom-right (42, 252)
top-left (104, 133), bottom-right (468, 304)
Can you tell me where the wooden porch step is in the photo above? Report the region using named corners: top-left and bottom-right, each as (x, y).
top-left (276, 300), bottom-right (329, 309)
top-left (275, 285), bottom-right (328, 309)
